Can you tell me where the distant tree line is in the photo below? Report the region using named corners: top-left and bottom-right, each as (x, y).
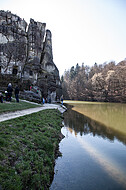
top-left (61, 60), bottom-right (126, 102)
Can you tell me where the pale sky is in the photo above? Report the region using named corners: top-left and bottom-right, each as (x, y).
top-left (1, 0), bottom-right (126, 75)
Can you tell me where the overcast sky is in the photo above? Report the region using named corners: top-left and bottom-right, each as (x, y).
top-left (1, 0), bottom-right (126, 75)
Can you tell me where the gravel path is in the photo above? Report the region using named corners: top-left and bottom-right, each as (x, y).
top-left (0, 103), bottom-right (66, 122)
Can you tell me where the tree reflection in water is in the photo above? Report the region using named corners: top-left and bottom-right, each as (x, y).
top-left (63, 105), bottom-right (126, 145)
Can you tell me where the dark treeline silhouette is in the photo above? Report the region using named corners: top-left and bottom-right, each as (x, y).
top-left (61, 60), bottom-right (126, 102)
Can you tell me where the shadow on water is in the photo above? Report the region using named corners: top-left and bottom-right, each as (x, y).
top-left (64, 104), bottom-right (126, 146)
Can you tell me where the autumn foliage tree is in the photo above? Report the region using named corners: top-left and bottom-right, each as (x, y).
top-left (61, 60), bottom-right (126, 103)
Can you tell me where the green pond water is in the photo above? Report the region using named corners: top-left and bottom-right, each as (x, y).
top-left (66, 101), bottom-right (126, 135)
top-left (50, 101), bottom-right (126, 190)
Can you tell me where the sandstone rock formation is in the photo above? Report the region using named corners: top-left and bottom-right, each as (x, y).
top-left (0, 10), bottom-right (62, 102)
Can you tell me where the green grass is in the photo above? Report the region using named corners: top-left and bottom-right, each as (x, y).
top-left (0, 109), bottom-right (63, 190)
top-left (0, 99), bottom-right (41, 114)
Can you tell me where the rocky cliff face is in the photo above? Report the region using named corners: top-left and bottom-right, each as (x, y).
top-left (0, 10), bottom-right (62, 102)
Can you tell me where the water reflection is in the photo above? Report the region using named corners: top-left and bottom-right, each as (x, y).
top-left (65, 101), bottom-right (126, 135)
top-left (64, 105), bottom-right (126, 145)
top-left (50, 105), bottom-right (126, 190)
top-left (77, 135), bottom-right (126, 188)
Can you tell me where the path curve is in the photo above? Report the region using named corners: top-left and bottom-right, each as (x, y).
top-left (0, 103), bottom-right (66, 122)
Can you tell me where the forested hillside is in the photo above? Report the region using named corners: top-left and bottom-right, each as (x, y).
top-left (61, 60), bottom-right (126, 102)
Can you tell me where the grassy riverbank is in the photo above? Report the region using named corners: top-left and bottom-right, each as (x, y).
top-left (0, 100), bottom-right (41, 114)
top-left (0, 109), bottom-right (63, 190)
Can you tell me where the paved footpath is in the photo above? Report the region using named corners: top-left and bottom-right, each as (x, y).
top-left (0, 102), bottom-right (67, 123)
